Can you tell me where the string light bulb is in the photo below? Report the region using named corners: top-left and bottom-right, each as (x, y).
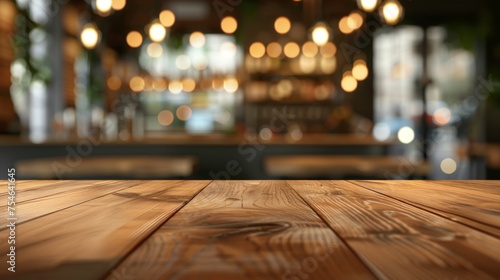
top-left (380, 0), bottom-right (404, 25)
top-left (148, 21), bottom-right (167, 42)
top-left (357, 0), bottom-right (380, 12)
top-left (311, 22), bottom-right (331, 46)
top-left (80, 23), bottom-right (100, 49)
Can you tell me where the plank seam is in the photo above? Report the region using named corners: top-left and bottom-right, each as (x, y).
top-left (285, 180), bottom-right (383, 280)
top-left (100, 180), bottom-right (213, 280)
top-left (0, 181), bottom-right (143, 230)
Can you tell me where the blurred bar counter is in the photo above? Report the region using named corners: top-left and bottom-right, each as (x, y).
top-left (0, 134), bottom-right (393, 146)
top-left (0, 134), bottom-right (397, 180)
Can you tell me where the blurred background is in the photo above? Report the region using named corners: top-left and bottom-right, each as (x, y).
top-left (1, 0), bottom-right (500, 180)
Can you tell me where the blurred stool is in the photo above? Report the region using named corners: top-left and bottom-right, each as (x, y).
top-left (16, 156), bottom-right (197, 179)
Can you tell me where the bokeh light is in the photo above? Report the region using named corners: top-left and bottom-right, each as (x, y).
top-left (352, 59), bottom-right (369, 81)
top-left (107, 76), bottom-right (121, 91)
top-left (176, 106), bottom-right (193, 121)
top-left (176, 55), bottom-right (191, 70)
top-left (274, 17), bottom-right (291, 34)
top-left (168, 80), bottom-right (183, 94)
top-left (126, 31), bottom-right (142, 48)
top-left (111, 0), bottom-right (126, 11)
top-left (267, 42), bottom-right (282, 58)
top-left (221, 16), bottom-right (238, 34)
top-left (159, 10), bottom-right (176, 27)
top-left (441, 158), bottom-right (457, 175)
top-left (433, 107), bottom-right (452, 126)
top-left (249, 42), bottom-right (266, 58)
top-left (129, 76), bottom-right (145, 92)
top-left (158, 110), bottom-right (174, 126)
top-left (397, 126), bottom-right (415, 144)
top-left (148, 21), bottom-right (166, 42)
top-left (189, 32), bottom-right (206, 48)
top-left (320, 42), bottom-right (337, 58)
top-left (284, 42), bottom-right (300, 58)
top-left (341, 71), bottom-right (358, 92)
top-left (147, 43), bottom-right (163, 58)
top-left (224, 78), bottom-right (239, 93)
top-left (302, 41), bottom-right (319, 58)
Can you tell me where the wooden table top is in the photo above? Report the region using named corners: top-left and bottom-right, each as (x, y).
top-left (1, 180), bottom-right (499, 280)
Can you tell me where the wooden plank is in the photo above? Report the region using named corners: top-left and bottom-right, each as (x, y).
top-left (351, 180), bottom-right (500, 237)
top-left (107, 181), bottom-right (376, 280)
top-left (0, 181), bottom-right (142, 229)
top-left (0, 180), bottom-right (210, 280)
top-left (0, 180), bottom-right (126, 201)
top-left (0, 180), bottom-right (62, 195)
top-left (289, 181), bottom-right (500, 280)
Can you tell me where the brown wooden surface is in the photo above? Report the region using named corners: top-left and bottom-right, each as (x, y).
top-left (0, 180), bottom-right (209, 280)
top-left (107, 181), bottom-right (375, 280)
top-left (288, 181), bottom-right (500, 280)
top-left (0, 180), bottom-right (498, 280)
top-left (350, 180), bottom-right (500, 237)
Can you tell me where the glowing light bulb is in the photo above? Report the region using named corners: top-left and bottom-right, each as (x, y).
top-left (95, 0), bottom-right (112, 14)
top-left (149, 21), bottom-right (166, 42)
top-left (381, 0), bottom-right (403, 25)
top-left (80, 23), bottom-right (100, 49)
top-left (357, 0), bottom-right (380, 12)
top-left (398, 126), bottom-right (415, 144)
top-left (311, 22), bottom-right (330, 46)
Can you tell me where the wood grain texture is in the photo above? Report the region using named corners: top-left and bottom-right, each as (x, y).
top-left (351, 180), bottom-right (500, 237)
top-left (108, 181), bottom-right (376, 280)
top-left (288, 180), bottom-right (500, 280)
top-left (0, 180), bottom-right (210, 280)
top-left (0, 181), bottom-right (141, 229)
